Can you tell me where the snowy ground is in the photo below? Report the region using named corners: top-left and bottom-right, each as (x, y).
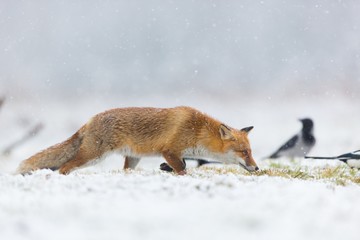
top-left (1, 167), bottom-right (360, 240)
top-left (1, 96), bottom-right (360, 240)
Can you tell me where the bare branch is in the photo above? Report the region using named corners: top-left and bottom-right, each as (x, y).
top-left (2, 123), bottom-right (44, 156)
top-left (0, 97), bottom-right (4, 111)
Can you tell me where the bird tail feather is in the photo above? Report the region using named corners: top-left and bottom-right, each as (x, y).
top-left (305, 156), bottom-right (337, 160)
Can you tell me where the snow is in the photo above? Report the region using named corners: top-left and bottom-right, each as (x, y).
top-left (0, 168), bottom-right (360, 240)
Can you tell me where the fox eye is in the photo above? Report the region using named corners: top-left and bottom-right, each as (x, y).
top-left (241, 150), bottom-right (249, 157)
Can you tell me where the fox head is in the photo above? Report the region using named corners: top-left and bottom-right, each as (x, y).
top-left (219, 124), bottom-right (259, 172)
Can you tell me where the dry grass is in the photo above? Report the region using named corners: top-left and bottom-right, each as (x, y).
top-left (198, 164), bottom-right (360, 186)
top-left (84, 161), bottom-right (360, 187)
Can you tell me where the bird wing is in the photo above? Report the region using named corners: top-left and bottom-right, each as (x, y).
top-left (269, 135), bottom-right (299, 158)
top-left (337, 151), bottom-right (360, 160)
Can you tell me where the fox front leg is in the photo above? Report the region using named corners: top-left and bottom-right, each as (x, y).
top-left (162, 151), bottom-right (186, 175)
top-left (160, 158), bottom-right (188, 172)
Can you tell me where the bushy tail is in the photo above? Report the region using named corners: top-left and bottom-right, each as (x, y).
top-left (16, 129), bottom-right (84, 175)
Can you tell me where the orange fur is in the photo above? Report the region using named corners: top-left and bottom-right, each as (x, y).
top-left (17, 106), bottom-right (258, 175)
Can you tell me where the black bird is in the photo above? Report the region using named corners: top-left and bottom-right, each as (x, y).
top-left (267, 118), bottom-right (315, 159)
top-left (305, 150), bottom-right (360, 168)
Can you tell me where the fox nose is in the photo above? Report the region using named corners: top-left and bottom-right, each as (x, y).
top-left (245, 165), bottom-right (259, 172)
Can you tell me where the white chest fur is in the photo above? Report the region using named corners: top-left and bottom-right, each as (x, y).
top-left (181, 146), bottom-right (244, 165)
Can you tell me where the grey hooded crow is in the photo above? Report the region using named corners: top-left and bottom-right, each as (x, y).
top-left (267, 118), bottom-right (315, 159)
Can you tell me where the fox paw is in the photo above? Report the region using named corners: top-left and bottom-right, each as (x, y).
top-left (177, 170), bottom-right (187, 175)
top-left (58, 167), bottom-right (71, 175)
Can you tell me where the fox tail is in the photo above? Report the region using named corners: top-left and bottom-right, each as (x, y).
top-left (16, 129), bottom-right (84, 175)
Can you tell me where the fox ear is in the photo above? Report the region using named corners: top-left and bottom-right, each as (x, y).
top-left (219, 124), bottom-right (235, 140)
top-left (241, 126), bottom-right (254, 134)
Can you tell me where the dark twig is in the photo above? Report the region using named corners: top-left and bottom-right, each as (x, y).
top-left (2, 123), bottom-right (44, 156)
top-left (0, 97), bottom-right (4, 111)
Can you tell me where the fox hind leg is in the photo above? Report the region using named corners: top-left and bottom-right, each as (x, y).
top-left (58, 148), bottom-right (101, 174)
top-left (123, 156), bottom-right (140, 170)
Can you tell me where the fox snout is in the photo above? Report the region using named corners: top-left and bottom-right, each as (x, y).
top-left (240, 156), bottom-right (259, 172)
top-left (244, 165), bottom-right (259, 172)
top-left (238, 153), bottom-right (259, 172)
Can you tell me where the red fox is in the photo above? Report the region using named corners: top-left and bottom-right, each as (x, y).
top-left (17, 106), bottom-right (258, 175)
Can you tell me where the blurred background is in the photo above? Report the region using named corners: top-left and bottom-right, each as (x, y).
top-left (0, 0), bottom-right (359, 171)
